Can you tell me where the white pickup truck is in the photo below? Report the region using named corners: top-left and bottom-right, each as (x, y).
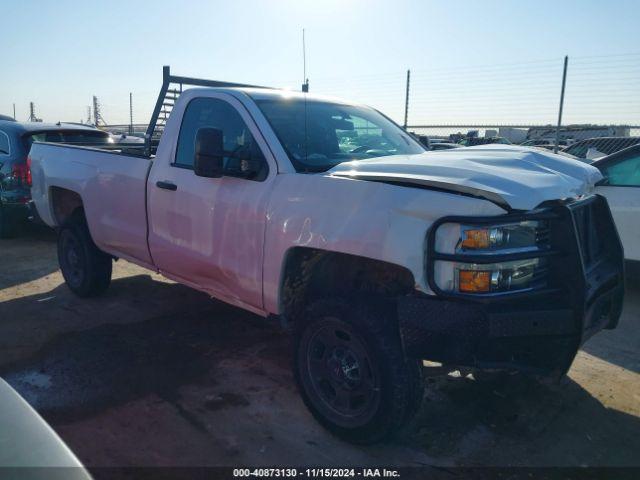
top-left (30, 68), bottom-right (624, 443)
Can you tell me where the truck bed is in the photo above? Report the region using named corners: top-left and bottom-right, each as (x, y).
top-left (30, 142), bottom-right (154, 266)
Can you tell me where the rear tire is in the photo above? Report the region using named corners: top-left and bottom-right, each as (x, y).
top-left (57, 215), bottom-right (112, 297)
top-left (293, 297), bottom-right (423, 444)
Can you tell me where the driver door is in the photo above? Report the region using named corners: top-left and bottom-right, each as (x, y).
top-left (147, 94), bottom-right (273, 311)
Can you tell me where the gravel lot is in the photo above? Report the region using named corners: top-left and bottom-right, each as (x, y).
top-left (1, 226), bottom-right (639, 468)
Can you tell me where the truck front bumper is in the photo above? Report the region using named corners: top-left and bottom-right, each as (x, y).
top-left (398, 281), bottom-right (623, 374)
top-left (399, 195), bottom-right (625, 375)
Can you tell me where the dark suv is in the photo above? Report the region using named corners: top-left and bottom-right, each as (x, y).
top-left (0, 121), bottom-right (111, 237)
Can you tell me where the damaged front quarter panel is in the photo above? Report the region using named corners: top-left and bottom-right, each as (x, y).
top-left (261, 173), bottom-right (507, 314)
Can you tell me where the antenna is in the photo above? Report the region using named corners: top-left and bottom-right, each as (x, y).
top-left (302, 28), bottom-right (309, 92)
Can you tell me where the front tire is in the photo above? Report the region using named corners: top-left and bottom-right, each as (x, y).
top-left (294, 298), bottom-right (423, 444)
top-left (57, 217), bottom-right (112, 297)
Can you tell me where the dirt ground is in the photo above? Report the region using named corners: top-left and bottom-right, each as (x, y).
top-left (1, 226), bottom-right (639, 468)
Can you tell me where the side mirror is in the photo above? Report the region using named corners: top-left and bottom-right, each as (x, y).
top-left (194, 127), bottom-right (224, 178)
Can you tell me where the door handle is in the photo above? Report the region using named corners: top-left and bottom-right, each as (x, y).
top-left (156, 181), bottom-right (177, 191)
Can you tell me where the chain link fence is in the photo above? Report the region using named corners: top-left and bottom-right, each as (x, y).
top-left (311, 53), bottom-right (640, 158)
top-left (97, 53), bottom-right (639, 159)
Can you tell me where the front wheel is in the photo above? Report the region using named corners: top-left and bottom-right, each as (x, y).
top-left (294, 298), bottom-right (423, 444)
top-left (57, 217), bottom-right (112, 297)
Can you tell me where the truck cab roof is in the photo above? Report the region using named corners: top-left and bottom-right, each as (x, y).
top-left (182, 86), bottom-right (363, 107)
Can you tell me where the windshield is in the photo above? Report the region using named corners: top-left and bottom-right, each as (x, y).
top-left (254, 97), bottom-right (425, 172)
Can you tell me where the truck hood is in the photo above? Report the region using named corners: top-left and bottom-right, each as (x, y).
top-left (328, 144), bottom-right (603, 211)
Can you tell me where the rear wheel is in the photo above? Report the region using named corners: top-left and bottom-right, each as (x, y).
top-left (294, 298), bottom-right (423, 444)
top-left (57, 216), bottom-right (112, 297)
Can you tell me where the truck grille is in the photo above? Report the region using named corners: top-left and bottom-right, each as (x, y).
top-left (571, 198), bottom-right (605, 271)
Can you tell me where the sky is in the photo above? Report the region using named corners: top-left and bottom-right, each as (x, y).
top-left (1, 0), bottom-right (639, 127)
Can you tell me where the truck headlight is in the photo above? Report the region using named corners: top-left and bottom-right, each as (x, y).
top-left (431, 220), bottom-right (550, 295)
top-left (456, 258), bottom-right (543, 293)
top-left (458, 221), bottom-right (543, 252)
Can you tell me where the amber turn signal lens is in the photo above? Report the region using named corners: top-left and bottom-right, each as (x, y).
top-left (461, 229), bottom-right (490, 249)
top-left (459, 270), bottom-right (491, 292)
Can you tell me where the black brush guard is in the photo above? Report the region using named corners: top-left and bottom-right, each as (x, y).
top-left (398, 195), bottom-right (624, 375)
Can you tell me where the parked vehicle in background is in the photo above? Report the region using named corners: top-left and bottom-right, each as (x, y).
top-left (110, 133), bottom-right (145, 144)
top-left (411, 135), bottom-right (460, 151)
top-left (430, 142), bottom-right (461, 150)
top-left (0, 378), bottom-right (91, 477)
top-left (563, 137), bottom-right (640, 161)
top-left (0, 120), bottom-right (111, 237)
top-left (459, 136), bottom-right (511, 147)
top-left (413, 134), bottom-right (431, 149)
top-left (593, 145), bottom-right (640, 265)
top-left (58, 122), bottom-right (99, 129)
top-left (30, 68), bottom-right (624, 443)
top-left (521, 139), bottom-right (569, 148)
top-left (534, 146), bottom-right (584, 159)
top-left (534, 145), bottom-right (559, 152)
top-left (528, 125), bottom-right (631, 143)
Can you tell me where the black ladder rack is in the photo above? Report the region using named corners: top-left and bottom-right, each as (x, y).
top-left (144, 65), bottom-right (274, 156)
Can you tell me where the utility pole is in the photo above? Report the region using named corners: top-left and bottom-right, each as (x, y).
top-left (93, 96), bottom-right (100, 126)
top-left (29, 102), bottom-right (42, 122)
top-left (129, 92), bottom-right (134, 135)
top-left (86, 106), bottom-right (92, 124)
top-left (28, 102), bottom-right (42, 122)
top-left (403, 69), bottom-right (411, 130)
top-left (13, 103), bottom-right (16, 120)
top-left (92, 96), bottom-right (105, 127)
top-left (301, 28), bottom-right (309, 92)
top-left (554, 56), bottom-right (568, 153)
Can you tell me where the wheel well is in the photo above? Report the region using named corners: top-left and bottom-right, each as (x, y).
top-left (50, 187), bottom-right (84, 226)
top-left (279, 247), bottom-right (415, 322)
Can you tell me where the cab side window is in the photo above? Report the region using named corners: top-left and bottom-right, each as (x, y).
top-left (601, 152), bottom-right (640, 187)
top-left (174, 97), bottom-right (267, 180)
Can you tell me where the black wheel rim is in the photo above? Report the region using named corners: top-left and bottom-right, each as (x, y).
top-left (60, 231), bottom-right (85, 287)
top-left (304, 318), bottom-right (381, 426)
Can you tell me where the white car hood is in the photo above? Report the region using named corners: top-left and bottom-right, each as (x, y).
top-left (329, 144), bottom-right (603, 211)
